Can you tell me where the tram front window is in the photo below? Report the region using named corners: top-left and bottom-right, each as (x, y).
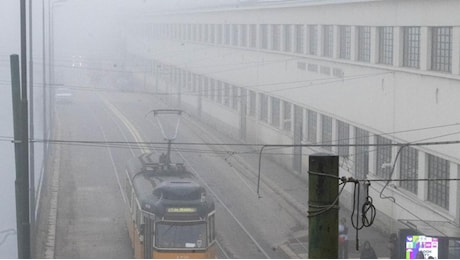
top-left (155, 222), bottom-right (207, 249)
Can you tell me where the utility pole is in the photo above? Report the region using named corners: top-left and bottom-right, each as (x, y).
top-left (11, 54), bottom-right (31, 259)
top-left (308, 154), bottom-right (338, 259)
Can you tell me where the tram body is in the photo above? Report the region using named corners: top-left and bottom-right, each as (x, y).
top-left (125, 152), bottom-right (216, 258)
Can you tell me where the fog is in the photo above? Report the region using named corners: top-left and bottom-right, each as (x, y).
top-left (0, 1), bottom-right (245, 257)
top-left (1, 0), bottom-right (459, 258)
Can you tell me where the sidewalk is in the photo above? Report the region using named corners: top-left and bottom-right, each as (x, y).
top-left (185, 115), bottom-right (392, 258)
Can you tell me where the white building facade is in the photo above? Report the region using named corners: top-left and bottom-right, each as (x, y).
top-left (124, 0), bottom-right (460, 241)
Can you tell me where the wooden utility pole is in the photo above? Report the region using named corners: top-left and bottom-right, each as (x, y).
top-left (308, 154), bottom-right (339, 259)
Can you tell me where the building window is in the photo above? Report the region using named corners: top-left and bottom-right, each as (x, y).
top-left (271, 97), bottom-right (280, 128)
top-left (260, 24), bottom-right (268, 49)
top-left (209, 79), bottom-right (215, 100)
top-left (249, 90), bottom-right (256, 117)
top-left (272, 24), bottom-right (281, 51)
top-left (355, 127), bottom-right (369, 179)
top-left (249, 24), bottom-right (257, 48)
top-left (210, 24), bottom-right (215, 43)
top-left (217, 24), bottom-right (223, 44)
top-left (203, 24), bottom-right (208, 42)
top-left (282, 101), bottom-right (292, 131)
top-left (197, 24), bottom-right (203, 41)
top-left (378, 26), bottom-right (394, 65)
top-left (427, 154), bottom-right (450, 209)
top-left (307, 110), bottom-right (317, 143)
top-left (322, 25), bottom-right (333, 57)
top-left (283, 24), bottom-right (292, 52)
top-left (231, 86), bottom-right (239, 110)
top-left (375, 136), bottom-right (392, 178)
top-left (240, 24), bottom-right (248, 47)
top-left (321, 115), bottom-right (332, 151)
top-left (259, 93), bottom-right (268, 122)
top-left (399, 146), bottom-right (418, 194)
top-left (200, 75), bottom-right (206, 94)
top-left (339, 26), bottom-right (351, 60)
top-left (403, 27), bottom-right (420, 68)
top-left (193, 24), bottom-right (198, 41)
top-left (431, 27), bottom-right (452, 72)
top-left (358, 26), bottom-right (371, 62)
top-left (223, 83), bottom-right (230, 106)
top-left (216, 81), bottom-right (223, 104)
top-left (337, 120), bottom-right (349, 157)
top-left (224, 24), bottom-right (231, 45)
top-left (308, 25), bottom-right (318, 55)
top-left (294, 24), bottom-right (305, 54)
top-left (232, 24), bottom-right (239, 46)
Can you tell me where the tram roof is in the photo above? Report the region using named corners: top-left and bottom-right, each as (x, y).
top-left (126, 152), bottom-right (215, 217)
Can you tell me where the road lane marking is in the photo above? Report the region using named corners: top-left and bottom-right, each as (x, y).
top-left (99, 95), bottom-right (150, 154)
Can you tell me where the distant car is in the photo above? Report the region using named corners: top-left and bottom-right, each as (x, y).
top-left (55, 87), bottom-right (73, 104)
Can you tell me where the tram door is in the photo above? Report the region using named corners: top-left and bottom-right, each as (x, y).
top-left (292, 105), bottom-right (303, 173)
top-left (143, 214), bottom-right (155, 258)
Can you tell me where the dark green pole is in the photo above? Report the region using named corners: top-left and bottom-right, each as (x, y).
top-left (11, 54), bottom-right (31, 259)
top-left (308, 154), bottom-right (338, 259)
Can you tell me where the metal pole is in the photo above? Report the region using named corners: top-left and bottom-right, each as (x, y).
top-left (42, 0), bottom-right (48, 197)
top-left (28, 1), bottom-right (36, 249)
top-left (308, 154), bottom-right (338, 259)
top-left (20, 0), bottom-right (31, 257)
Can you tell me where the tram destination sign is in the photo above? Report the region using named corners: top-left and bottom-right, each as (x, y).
top-left (166, 207), bottom-right (197, 213)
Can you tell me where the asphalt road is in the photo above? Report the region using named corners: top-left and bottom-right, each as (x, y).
top-left (35, 84), bottom-right (309, 258)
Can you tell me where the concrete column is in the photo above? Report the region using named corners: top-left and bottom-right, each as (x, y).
top-left (333, 25), bottom-right (339, 59)
top-left (351, 26), bottom-right (358, 61)
top-left (451, 27), bottom-right (460, 75)
top-left (417, 151), bottom-right (427, 201)
top-left (393, 27), bottom-right (404, 67)
top-left (317, 25), bottom-right (323, 57)
top-left (370, 27), bottom-right (379, 64)
top-left (420, 26), bottom-right (431, 71)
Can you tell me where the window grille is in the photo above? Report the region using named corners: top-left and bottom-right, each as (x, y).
top-left (295, 24), bottom-right (305, 54)
top-left (308, 25), bottom-right (318, 55)
top-left (427, 154), bottom-right (450, 209)
top-left (403, 27), bottom-right (420, 68)
top-left (399, 146), bottom-right (418, 194)
top-left (271, 97), bottom-right (280, 127)
top-left (322, 25), bottom-right (333, 57)
top-left (337, 120), bottom-right (349, 157)
top-left (339, 26), bottom-right (351, 59)
top-left (431, 27), bottom-right (452, 72)
top-left (378, 27), bottom-right (394, 65)
top-left (358, 26), bottom-right (371, 62)
top-left (321, 115), bottom-right (332, 150)
top-left (375, 136), bottom-right (392, 178)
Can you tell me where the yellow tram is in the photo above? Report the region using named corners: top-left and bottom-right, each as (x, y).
top-left (124, 152), bottom-right (216, 258)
